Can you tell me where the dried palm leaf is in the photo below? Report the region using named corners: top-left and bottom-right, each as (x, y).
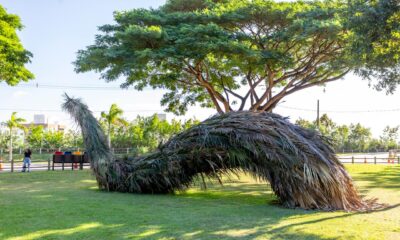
top-left (63, 94), bottom-right (381, 211)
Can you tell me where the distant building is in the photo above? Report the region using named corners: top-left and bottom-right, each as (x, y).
top-left (22, 114), bottom-right (65, 132)
top-left (34, 114), bottom-right (46, 124)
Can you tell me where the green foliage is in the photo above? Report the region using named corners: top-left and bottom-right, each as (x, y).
top-left (25, 126), bottom-right (83, 150)
top-left (380, 125), bottom-right (399, 149)
top-left (42, 131), bottom-right (64, 149)
top-left (3, 112), bottom-right (25, 161)
top-left (348, 123), bottom-right (372, 152)
top-left (0, 132), bottom-right (7, 149)
top-left (5, 112), bottom-right (25, 130)
top-left (295, 118), bottom-right (317, 130)
top-left (100, 103), bottom-right (127, 147)
top-left (162, 0), bottom-right (217, 12)
top-left (0, 5), bottom-right (34, 85)
top-left (26, 125), bottom-right (44, 148)
top-left (0, 133), bottom-right (18, 149)
top-left (75, 0), bottom-right (400, 114)
top-left (332, 125), bottom-right (350, 150)
top-left (98, 103), bottom-right (199, 151)
top-left (75, 0), bottom-right (354, 114)
top-left (63, 129), bottom-right (84, 149)
top-left (109, 114), bottom-right (199, 152)
top-left (100, 104), bottom-right (126, 127)
top-left (347, 0), bottom-right (400, 93)
top-left (296, 114), bottom-right (399, 152)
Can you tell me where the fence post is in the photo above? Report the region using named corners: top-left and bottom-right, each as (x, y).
top-left (351, 156), bottom-right (354, 164)
top-left (374, 156), bottom-right (377, 164)
top-left (364, 157), bottom-right (367, 164)
top-left (48, 158), bottom-right (51, 171)
top-left (11, 158), bottom-right (14, 172)
top-left (127, 148), bottom-right (129, 154)
top-left (398, 156), bottom-right (400, 164)
top-left (40, 148), bottom-right (42, 154)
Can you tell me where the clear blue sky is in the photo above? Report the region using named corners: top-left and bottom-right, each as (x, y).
top-left (1, 0), bottom-right (399, 137)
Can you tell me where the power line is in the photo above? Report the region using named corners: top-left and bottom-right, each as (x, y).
top-left (278, 105), bottom-right (400, 113)
top-left (3, 83), bottom-right (400, 112)
top-left (2, 82), bottom-right (400, 113)
top-left (0, 105), bottom-right (399, 114)
top-left (1, 83), bottom-right (129, 91)
top-left (0, 108), bottom-right (163, 113)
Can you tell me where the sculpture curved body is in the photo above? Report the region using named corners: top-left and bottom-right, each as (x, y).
top-left (63, 94), bottom-right (378, 211)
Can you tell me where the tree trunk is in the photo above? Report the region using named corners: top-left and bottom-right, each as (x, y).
top-left (107, 123), bottom-right (111, 148)
top-left (8, 128), bottom-right (12, 163)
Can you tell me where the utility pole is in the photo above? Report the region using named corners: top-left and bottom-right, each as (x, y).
top-left (316, 99), bottom-right (320, 129)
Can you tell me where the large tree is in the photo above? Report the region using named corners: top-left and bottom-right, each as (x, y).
top-left (26, 125), bottom-right (44, 149)
top-left (347, 0), bottom-right (400, 93)
top-left (0, 5), bottom-right (34, 85)
top-left (75, 0), bottom-right (399, 115)
top-left (380, 125), bottom-right (399, 150)
top-left (5, 112), bottom-right (25, 163)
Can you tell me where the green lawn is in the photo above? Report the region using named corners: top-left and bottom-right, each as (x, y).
top-left (0, 165), bottom-right (399, 240)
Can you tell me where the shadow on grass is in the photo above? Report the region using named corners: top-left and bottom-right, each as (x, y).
top-left (0, 169), bottom-right (398, 240)
top-left (351, 165), bottom-right (400, 190)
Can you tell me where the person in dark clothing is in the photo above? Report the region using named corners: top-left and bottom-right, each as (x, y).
top-left (22, 149), bottom-right (32, 172)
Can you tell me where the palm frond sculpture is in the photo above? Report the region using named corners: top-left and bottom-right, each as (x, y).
top-left (63, 94), bottom-right (379, 211)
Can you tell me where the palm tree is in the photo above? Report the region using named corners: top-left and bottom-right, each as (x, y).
top-left (6, 112), bottom-right (26, 166)
top-left (101, 104), bottom-right (127, 148)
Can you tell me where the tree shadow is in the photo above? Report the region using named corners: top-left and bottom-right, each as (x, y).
top-left (351, 166), bottom-right (400, 190)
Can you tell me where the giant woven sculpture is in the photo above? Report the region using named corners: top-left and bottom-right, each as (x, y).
top-left (63, 94), bottom-right (378, 211)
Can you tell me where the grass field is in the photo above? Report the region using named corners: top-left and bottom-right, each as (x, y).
top-left (0, 165), bottom-right (399, 240)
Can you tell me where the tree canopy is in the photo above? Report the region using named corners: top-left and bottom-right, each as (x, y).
top-left (347, 0), bottom-right (400, 93)
top-left (75, 0), bottom-right (400, 115)
top-left (0, 5), bottom-right (34, 85)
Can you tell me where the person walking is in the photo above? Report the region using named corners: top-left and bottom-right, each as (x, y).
top-left (22, 149), bottom-right (32, 172)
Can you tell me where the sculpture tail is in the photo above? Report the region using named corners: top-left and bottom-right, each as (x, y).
top-left (62, 93), bottom-right (115, 190)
